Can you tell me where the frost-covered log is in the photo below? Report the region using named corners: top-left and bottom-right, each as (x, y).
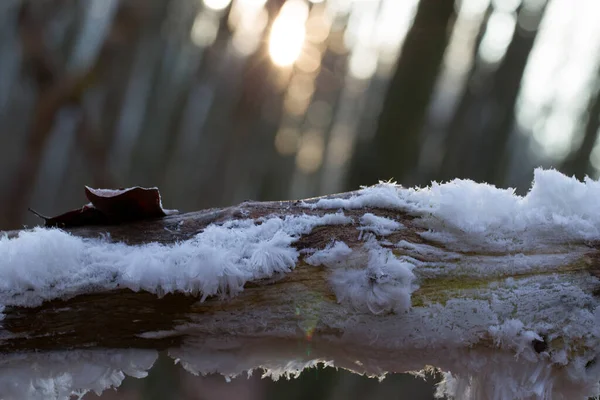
top-left (2, 169), bottom-right (600, 399)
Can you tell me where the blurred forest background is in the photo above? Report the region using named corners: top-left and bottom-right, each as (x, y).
top-left (1, 0), bottom-right (600, 399)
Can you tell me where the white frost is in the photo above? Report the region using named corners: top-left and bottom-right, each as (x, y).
top-left (488, 319), bottom-right (543, 358)
top-left (359, 213), bottom-right (404, 236)
top-left (305, 239), bottom-right (417, 314)
top-left (308, 168), bottom-right (600, 251)
top-left (0, 213), bottom-right (351, 307)
top-left (304, 241), bottom-right (353, 268)
top-left (328, 240), bottom-right (416, 314)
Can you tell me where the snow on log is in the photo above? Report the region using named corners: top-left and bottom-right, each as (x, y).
top-left (2, 168), bottom-right (600, 399)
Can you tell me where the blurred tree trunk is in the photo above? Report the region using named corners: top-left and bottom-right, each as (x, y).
top-left (561, 68), bottom-right (600, 179)
top-left (5, 1), bottom-right (119, 229)
top-left (348, 0), bottom-right (456, 188)
top-left (440, 2), bottom-right (548, 185)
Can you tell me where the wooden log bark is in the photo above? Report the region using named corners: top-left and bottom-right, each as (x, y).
top-left (2, 192), bottom-right (426, 351)
top-left (2, 175), bottom-right (600, 399)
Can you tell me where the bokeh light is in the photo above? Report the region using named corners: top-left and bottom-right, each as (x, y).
top-left (296, 130), bottom-right (325, 173)
top-left (268, 0), bottom-right (309, 67)
top-left (516, 0), bottom-right (600, 161)
top-left (349, 47), bottom-right (378, 80)
top-left (275, 127), bottom-right (301, 155)
top-left (478, 11), bottom-right (516, 64)
top-left (190, 12), bottom-right (219, 47)
top-left (202, 0), bottom-right (231, 11)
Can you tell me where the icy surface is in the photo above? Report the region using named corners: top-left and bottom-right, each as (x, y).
top-left (434, 348), bottom-right (600, 400)
top-left (170, 341), bottom-right (334, 382)
top-left (0, 349), bottom-right (156, 400)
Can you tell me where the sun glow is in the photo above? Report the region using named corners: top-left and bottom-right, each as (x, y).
top-left (202, 0), bottom-right (231, 11)
top-left (268, 0), bottom-right (309, 67)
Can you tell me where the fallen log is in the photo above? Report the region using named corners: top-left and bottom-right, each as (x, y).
top-left (2, 168), bottom-right (600, 400)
